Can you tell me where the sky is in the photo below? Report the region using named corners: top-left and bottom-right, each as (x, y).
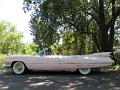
top-left (0, 0), bottom-right (33, 43)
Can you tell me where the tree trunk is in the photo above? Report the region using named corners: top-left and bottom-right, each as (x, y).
top-left (99, 0), bottom-right (109, 52)
top-left (74, 31), bottom-right (79, 54)
top-left (109, 0), bottom-right (115, 52)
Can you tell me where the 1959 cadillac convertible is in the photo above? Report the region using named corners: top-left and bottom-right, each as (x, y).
top-left (3, 48), bottom-right (114, 75)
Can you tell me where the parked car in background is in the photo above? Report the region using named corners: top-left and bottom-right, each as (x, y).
top-left (3, 48), bottom-right (114, 75)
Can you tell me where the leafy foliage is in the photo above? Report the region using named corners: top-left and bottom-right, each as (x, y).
top-left (23, 0), bottom-right (120, 52)
top-left (114, 51), bottom-right (120, 65)
top-left (0, 21), bottom-right (23, 54)
top-left (0, 20), bottom-right (38, 55)
top-left (30, 20), bottom-right (59, 50)
top-left (21, 43), bottom-right (39, 55)
top-left (0, 54), bottom-right (5, 69)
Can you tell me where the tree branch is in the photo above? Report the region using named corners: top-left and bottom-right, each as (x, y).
top-left (107, 6), bottom-right (120, 29)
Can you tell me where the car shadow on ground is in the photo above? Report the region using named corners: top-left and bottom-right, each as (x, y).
top-left (0, 70), bottom-right (120, 90)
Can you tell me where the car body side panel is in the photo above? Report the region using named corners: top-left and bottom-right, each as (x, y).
top-left (60, 55), bottom-right (113, 71)
top-left (27, 56), bottom-right (60, 70)
top-left (5, 55), bottom-right (60, 71)
top-left (4, 52), bottom-right (114, 71)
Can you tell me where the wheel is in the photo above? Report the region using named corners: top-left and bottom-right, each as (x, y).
top-left (79, 68), bottom-right (91, 75)
top-left (12, 62), bottom-right (25, 75)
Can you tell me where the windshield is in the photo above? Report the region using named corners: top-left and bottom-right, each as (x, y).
top-left (36, 48), bottom-right (49, 56)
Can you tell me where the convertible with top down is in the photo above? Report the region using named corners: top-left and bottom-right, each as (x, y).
top-left (3, 48), bottom-right (114, 75)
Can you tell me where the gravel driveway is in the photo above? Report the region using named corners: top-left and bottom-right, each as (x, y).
top-left (0, 70), bottom-right (120, 90)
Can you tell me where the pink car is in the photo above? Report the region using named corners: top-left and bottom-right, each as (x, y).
top-left (3, 50), bottom-right (114, 75)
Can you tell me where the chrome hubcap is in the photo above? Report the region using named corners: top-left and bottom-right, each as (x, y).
top-left (13, 62), bottom-right (25, 74)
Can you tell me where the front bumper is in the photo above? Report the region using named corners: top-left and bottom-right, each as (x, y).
top-left (3, 63), bottom-right (12, 68)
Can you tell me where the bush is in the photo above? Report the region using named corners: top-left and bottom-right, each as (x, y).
top-left (113, 50), bottom-right (120, 65)
top-left (0, 54), bottom-right (5, 70)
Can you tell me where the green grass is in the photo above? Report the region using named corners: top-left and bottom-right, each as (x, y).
top-left (110, 65), bottom-right (120, 70)
top-left (0, 54), bottom-right (5, 70)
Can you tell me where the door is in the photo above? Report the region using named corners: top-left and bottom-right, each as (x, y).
top-left (29, 55), bottom-right (60, 70)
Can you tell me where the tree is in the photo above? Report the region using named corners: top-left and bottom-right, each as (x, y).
top-left (23, 0), bottom-right (92, 54)
top-left (87, 0), bottom-right (120, 52)
top-left (30, 19), bottom-right (59, 50)
top-left (23, 0), bottom-right (120, 53)
top-left (0, 21), bottom-right (23, 54)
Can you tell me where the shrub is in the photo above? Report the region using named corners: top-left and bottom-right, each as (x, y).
top-left (0, 54), bottom-right (5, 69)
top-left (113, 50), bottom-right (120, 65)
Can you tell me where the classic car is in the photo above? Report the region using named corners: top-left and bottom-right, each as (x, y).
top-left (3, 48), bottom-right (114, 75)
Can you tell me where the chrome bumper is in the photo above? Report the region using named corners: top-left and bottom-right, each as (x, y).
top-left (3, 63), bottom-right (12, 68)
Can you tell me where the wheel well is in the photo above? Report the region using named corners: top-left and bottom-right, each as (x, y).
top-left (11, 61), bottom-right (27, 69)
top-left (11, 61), bottom-right (16, 68)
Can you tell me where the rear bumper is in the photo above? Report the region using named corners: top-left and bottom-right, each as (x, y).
top-left (3, 63), bottom-right (12, 68)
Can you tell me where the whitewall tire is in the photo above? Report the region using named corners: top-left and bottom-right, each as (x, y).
top-left (79, 68), bottom-right (91, 75)
top-left (13, 62), bottom-right (25, 75)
